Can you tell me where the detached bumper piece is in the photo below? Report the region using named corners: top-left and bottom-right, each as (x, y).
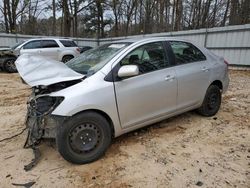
top-left (23, 95), bottom-right (65, 171)
top-left (23, 111), bottom-right (42, 171)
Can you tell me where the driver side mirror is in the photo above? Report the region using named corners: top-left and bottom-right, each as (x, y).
top-left (118, 65), bottom-right (139, 78)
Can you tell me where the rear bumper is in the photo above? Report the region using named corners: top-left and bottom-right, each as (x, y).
top-left (222, 72), bottom-right (230, 93)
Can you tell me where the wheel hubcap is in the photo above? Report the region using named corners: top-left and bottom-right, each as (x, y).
top-left (69, 124), bottom-right (100, 153)
top-left (208, 93), bottom-right (218, 109)
top-left (6, 60), bottom-right (16, 71)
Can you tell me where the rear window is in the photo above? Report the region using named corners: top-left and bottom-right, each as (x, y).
top-left (60, 40), bottom-right (78, 47)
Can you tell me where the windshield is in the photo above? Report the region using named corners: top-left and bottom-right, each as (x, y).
top-left (11, 41), bottom-right (25, 50)
top-left (66, 42), bottom-right (131, 76)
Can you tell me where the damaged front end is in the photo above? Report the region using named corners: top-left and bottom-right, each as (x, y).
top-left (23, 91), bottom-right (65, 171)
top-left (14, 54), bottom-right (85, 170)
top-left (24, 93), bottom-right (64, 148)
top-left (24, 79), bottom-right (82, 148)
top-left (23, 80), bottom-right (82, 171)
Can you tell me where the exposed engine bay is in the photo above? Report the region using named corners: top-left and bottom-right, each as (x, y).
top-left (23, 79), bottom-right (83, 170)
top-left (14, 54), bottom-right (86, 170)
top-left (25, 79), bottom-right (83, 147)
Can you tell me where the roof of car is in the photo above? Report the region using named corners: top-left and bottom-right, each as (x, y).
top-left (25, 37), bottom-right (190, 44)
top-left (27, 38), bottom-right (74, 41)
top-left (111, 37), bottom-right (190, 44)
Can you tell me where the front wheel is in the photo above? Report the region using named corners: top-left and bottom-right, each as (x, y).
top-left (197, 85), bottom-right (221, 117)
top-left (57, 112), bottom-right (112, 164)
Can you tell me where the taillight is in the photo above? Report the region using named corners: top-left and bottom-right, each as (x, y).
top-left (224, 59), bottom-right (229, 66)
top-left (76, 48), bottom-right (80, 53)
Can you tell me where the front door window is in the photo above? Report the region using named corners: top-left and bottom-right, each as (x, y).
top-left (120, 42), bottom-right (169, 74)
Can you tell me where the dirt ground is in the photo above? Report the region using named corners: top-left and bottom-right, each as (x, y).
top-left (0, 70), bottom-right (249, 188)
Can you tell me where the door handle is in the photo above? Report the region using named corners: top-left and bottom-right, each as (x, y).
top-left (202, 67), bottom-right (210, 72)
top-left (165, 75), bottom-right (175, 81)
top-left (38, 50), bottom-right (42, 53)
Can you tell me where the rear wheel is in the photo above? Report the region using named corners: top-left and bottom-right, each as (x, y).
top-left (3, 57), bottom-right (17, 73)
top-left (197, 85), bottom-right (221, 116)
top-left (57, 112), bottom-right (112, 164)
top-left (62, 55), bottom-right (74, 63)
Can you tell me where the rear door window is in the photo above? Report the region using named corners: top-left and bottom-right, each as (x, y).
top-left (41, 40), bottom-right (59, 48)
top-left (23, 40), bottom-right (42, 49)
top-left (60, 40), bottom-right (78, 47)
top-left (169, 41), bottom-right (206, 65)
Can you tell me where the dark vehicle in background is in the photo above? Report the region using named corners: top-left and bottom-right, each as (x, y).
top-left (79, 46), bottom-right (93, 53)
top-left (0, 48), bottom-right (18, 73)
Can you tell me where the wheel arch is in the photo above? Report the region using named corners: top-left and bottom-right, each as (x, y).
top-left (62, 54), bottom-right (74, 58)
top-left (61, 54), bottom-right (74, 63)
top-left (72, 109), bottom-right (115, 138)
top-left (210, 80), bottom-right (223, 91)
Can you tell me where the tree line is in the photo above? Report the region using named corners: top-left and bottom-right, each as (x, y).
top-left (0, 0), bottom-right (250, 38)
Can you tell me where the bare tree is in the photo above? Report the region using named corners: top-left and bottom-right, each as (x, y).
top-left (0, 0), bottom-right (249, 37)
top-left (52, 0), bottom-right (56, 35)
top-left (2, 0), bottom-right (29, 33)
top-left (174, 0), bottom-right (183, 31)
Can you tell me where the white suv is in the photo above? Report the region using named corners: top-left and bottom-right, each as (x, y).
top-left (14, 38), bottom-right (80, 63)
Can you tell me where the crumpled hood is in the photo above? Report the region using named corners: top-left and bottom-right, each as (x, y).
top-left (15, 54), bottom-right (84, 87)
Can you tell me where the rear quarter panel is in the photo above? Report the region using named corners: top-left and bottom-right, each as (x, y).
top-left (205, 50), bottom-right (229, 93)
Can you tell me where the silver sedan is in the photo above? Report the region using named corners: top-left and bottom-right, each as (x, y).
top-left (16, 37), bottom-right (229, 164)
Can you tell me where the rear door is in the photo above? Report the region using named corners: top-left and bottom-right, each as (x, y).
top-left (40, 40), bottom-right (60, 61)
top-left (168, 41), bottom-right (211, 110)
top-left (59, 40), bottom-right (79, 56)
top-left (114, 42), bottom-right (177, 128)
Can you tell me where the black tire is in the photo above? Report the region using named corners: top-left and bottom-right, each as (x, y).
top-left (57, 112), bottom-right (112, 164)
top-left (197, 85), bottom-right (221, 117)
top-left (3, 57), bottom-right (17, 73)
top-left (62, 55), bottom-right (74, 63)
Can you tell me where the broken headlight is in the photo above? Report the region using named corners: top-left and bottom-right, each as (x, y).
top-left (29, 96), bottom-right (64, 116)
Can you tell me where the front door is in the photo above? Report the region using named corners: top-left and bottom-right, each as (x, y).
top-left (114, 42), bottom-right (177, 128)
top-left (20, 40), bottom-right (42, 56)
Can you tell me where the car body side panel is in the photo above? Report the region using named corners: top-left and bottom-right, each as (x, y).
top-left (174, 61), bottom-right (211, 109)
top-left (20, 48), bottom-right (40, 57)
top-left (50, 72), bottom-right (122, 135)
top-left (114, 101), bottom-right (201, 137)
top-left (114, 67), bottom-right (177, 129)
top-left (205, 52), bottom-right (229, 93)
top-left (39, 47), bottom-right (59, 61)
